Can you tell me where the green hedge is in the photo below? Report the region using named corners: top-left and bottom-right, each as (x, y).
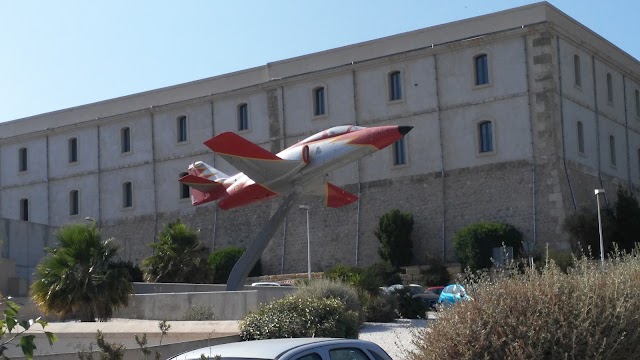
top-left (240, 295), bottom-right (360, 340)
top-left (453, 221), bottom-right (522, 271)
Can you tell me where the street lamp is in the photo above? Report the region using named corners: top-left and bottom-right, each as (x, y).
top-left (299, 205), bottom-right (311, 279)
top-left (594, 189), bottom-right (605, 268)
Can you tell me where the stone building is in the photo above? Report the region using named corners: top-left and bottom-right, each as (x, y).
top-left (1, 2), bottom-right (639, 277)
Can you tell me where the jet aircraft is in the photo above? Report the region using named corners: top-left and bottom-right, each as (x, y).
top-left (179, 125), bottom-right (412, 210)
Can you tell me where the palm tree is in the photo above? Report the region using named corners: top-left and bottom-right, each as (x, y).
top-left (30, 223), bottom-right (133, 322)
top-left (143, 220), bottom-right (214, 283)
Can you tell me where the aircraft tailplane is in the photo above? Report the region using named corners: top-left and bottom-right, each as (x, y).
top-left (179, 161), bottom-right (228, 206)
top-left (325, 182), bottom-right (359, 208)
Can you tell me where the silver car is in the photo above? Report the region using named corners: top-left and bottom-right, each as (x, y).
top-left (168, 338), bottom-right (393, 360)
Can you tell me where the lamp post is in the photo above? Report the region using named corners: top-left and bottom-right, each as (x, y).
top-left (299, 205), bottom-right (311, 279)
top-left (594, 189), bottom-right (605, 268)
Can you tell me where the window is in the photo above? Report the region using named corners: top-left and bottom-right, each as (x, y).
top-left (313, 87), bottom-right (326, 116)
top-left (635, 90), bottom-right (640, 117)
top-left (123, 182), bottom-right (133, 208)
top-left (329, 348), bottom-right (370, 360)
top-left (177, 115), bottom-right (188, 142)
top-left (478, 121), bottom-right (493, 153)
top-left (179, 172), bottom-right (190, 199)
top-left (68, 137), bottom-right (78, 163)
top-left (69, 190), bottom-right (79, 215)
top-left (18, 147), bottom-right (27, 172)
top-left (294, 354), bottom-right (322, 360)
top-left (607, 73), bottom-right (613, 103)
top-left (238, 103), bottom-right (249, 131)
top-left (393, 137), bottom-right (407, 165)
top-left (577, 121), bottom-right (584, 154)
top-left (389, 71), bottom-right (402, 101)
top-left (20, 198), bottom-right (29, 221)
top-left (474, 54), bottom-right (489, 86)
top-left (609, 135), bottom-right (616, 166)
top-left (121, 127), bottom-right (131, 153)
top-left (574, 54), bottom-right (581, 87)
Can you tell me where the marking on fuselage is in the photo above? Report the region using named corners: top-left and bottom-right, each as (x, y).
top-left (316, 147), bottom-right (322, 155)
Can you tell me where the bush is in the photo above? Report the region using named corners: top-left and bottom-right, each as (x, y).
top-left (361, 292), bottom-right (397, 323)
top-left (453, 222), bottom-right (522, 272)
top-left (208, 246), bottom-right (262, 284)
top-left (109, 260), bottom-right (144, 282)
top-left (393, 287), bottom-right (429, 319)
top-left (407, 250), bottom-right (640, 360)
top-left (420, 255), bottom-right (451, 286)
top-left (564, 207), bottom-right (615, 255)
top-left (375, 209), bottom-right (414, 267)
top-left (295, 279), bottom-right (364, 325)
top-left (30, 224), bottom-right (132, 321)
top-left (363, 261), bottom-right (402, 288)
top-left (240, 295), bottom-right (359, 340)
top-left (183, 305), bottom-right (216, 321)
top-left (143, 220), bottom-right (213, 284)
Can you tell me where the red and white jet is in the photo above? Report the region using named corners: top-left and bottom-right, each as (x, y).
top-left (179, 125), bottom-right (412, 210)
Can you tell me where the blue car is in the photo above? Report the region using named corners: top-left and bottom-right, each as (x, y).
top-left (438, 284), bottom-right (471, 306)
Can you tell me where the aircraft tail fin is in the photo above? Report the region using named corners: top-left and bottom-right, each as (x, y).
top-left (179, 161), bottom-right (228, 206)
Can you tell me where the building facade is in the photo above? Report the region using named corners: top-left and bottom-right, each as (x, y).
top-left (2, 2), bottom-right (639, 277)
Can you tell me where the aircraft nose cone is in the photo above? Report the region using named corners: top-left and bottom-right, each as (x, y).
top-left (398, 126), bottom-right (413, 135)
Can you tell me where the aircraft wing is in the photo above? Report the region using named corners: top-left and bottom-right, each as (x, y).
top-left (204, 132), bottom-right (305, 185)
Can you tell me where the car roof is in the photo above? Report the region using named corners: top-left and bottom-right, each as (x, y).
top-left (171, 338), bottom-right (354, 359)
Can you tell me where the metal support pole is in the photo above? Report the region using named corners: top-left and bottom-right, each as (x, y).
top-left (595, 189), bottom-right (605, 268)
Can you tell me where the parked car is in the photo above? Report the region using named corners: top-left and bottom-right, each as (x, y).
top-left (412, 290), bottom-right (440, 310)
top-left (426, 286), bottom-right (444, 296)
top-left (168, 338), bottom-right (392, 360)
top-left (382, 284), bottom-right (425, 296)
top-left (438, 284), bottom-right (471, 306)
top-left (250, 282), bottom-right (282, 287)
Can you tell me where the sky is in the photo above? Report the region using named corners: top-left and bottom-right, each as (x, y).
top-left (1, 1), bottom-right (638, 123)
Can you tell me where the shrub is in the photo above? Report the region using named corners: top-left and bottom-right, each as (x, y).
top-left (30, 224), bottom-right (132, 321)
top-left (295, 279), bottom-right (364, 325)
top-left (143, 220), bottom-right (214, 283)
top-left (453, 222), bottom-right (522, 272)
top-left (393, 287), bottom-right (429, 319)
top-left (109, 259), bottom-right (144, 282)
top-left (375, 209), bottom-right (414, 267)
top-left (564, 207), bottom-right (615, 255)
top-left (363, 261), bottom-right (402, 288)
top-left (183, 305), bottom-right (216, 321)
top-left (407, 250), bottom-right (640, 360)
top-left (208, 246), bottom-right (262, 284)
top-left (361, 292), bottom-right (397, 323)
top-left (240, 295), bottom-right (359, 340)
top-left (420, 255), bottom-right (451, 286)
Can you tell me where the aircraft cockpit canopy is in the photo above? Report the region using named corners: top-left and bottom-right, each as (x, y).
top-left (297, 125), bottom-right (366, 145)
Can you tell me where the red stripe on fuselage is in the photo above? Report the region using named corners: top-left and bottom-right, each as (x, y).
top-left (345, 126), bottom-right (404, 150)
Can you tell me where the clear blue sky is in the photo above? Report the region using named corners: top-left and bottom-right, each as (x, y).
top-left (1, 1), bottom-right (637, 123)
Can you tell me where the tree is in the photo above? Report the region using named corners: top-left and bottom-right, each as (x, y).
top-left (613, 186), bottom-right (640, 252)
top-left (1, 294), bottom-right (57, 359)
top-left (208, 246), bottom-right (261, 284)
top-left (564, 207), bottom-right (615, 255)
top-left (453, 222), bottom-right (522, 272)
top-left (375, 209), bottom-right (414, 268)
top-left (30, 223), bottom-right (133, 322)
top-left (143, 220), bottom-right (214, 283)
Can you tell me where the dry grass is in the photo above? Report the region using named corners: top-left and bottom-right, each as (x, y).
top-left (408, 248), bottom-right (640, 360)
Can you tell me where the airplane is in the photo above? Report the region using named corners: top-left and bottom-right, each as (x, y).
top-left (179, 125), bottom-right (413, 210)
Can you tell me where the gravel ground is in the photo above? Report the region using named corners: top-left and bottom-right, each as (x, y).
top-left (359, 317), bottom-right (431, 359)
